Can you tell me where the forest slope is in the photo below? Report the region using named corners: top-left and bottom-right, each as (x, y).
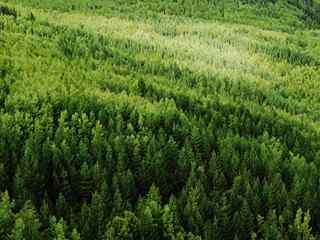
top-left (0, 0), bottom-right (320, 239)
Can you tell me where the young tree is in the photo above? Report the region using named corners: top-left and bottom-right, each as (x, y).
top-left (0, 164), bottom-right (7, 192)
top-left (49, 217), bottom-right (68, 240)
top-left (56, 193), bottom-right (67, 220)
top-left (79, 162), bottom-right (92, 202)
top-left (262, 210), bottom-right (282, 240)
top-left (40, 192), bottom-right (50, 229)
top-left (183, 184), bottom-right (204, 235)
top-left (79, 204), bottom-right (90, 240)
top-left (104, 211), bottom-right (139, 240)
top-left (89, 192), bottom-right (105, 239)
top-left (289, 209), bottom-right (315, 240)
top-left (137, 185), bottom-right (162, 239)
top-left (13, 167), bottom-right (29, 209)
top-left (10, 218), bottom-right (25, 240)
top-left (71, 228), bottom-right (81, 240)
top-left (15, 201), bottom-right (41, 240)
top-left (0, 191), bottom-right (14, 239)
top-left (162, 196), bottom-right (182, 239)
top-left (91, 122), bottom-right (104, 164)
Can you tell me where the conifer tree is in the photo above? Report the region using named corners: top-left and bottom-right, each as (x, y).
top-left (10, 218), bottom-right (25, 240)
top-left (0, 163), bottom-right (7, 192)
top-left (177, 143), bottom-right (195, 180)
top-left (71, 228), bottom-right (81, 240)
top-left (14, 168), bottom-right (30, 209)
top-left (112, 186), bottom-right (124, 217)
top-left (105, 211), bottom-right (139, 240)
top-left (56, 193), bottom-right (67, 220)
top-left (138, 185), bottom-right (162, 239)
top-left (89, 192), bottom-right (105, 239)
top-left (49, 217), bottom-right (68, 240)
top-left (91, 122), bottom-right (104, 164)
top-left (78, 203), bottom-right (91, 240)
top-left (183, 184), bottom-right (204, 235)
top-left (0, 191), bottom-right (14, 239)
top-left (289, 209), bottom-right (315, 240)
top-left (262, 210), bottom-right (282, 240)
top-left (79, 162), bottom-right (92, 202)
top-left (162, 196), bottom-right (181, 239)
top-left (40, 192), bottom-right (50, 229)
top-left (15, 201), bottom-right (41, 240)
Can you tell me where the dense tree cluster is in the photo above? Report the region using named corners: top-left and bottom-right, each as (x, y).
top-left (0, 1), bottom-right (320, 239)
top-left (3, 0), bottom-right (320, 29)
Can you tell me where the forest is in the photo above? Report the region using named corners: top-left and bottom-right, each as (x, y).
top-left (0, 0), bottom-right (320, 239)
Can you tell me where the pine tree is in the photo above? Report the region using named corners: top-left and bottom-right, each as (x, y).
top-left (13, 167), bottom-right (29, 209)
top-left (203, 218), bottom-right (219, 240)
top-left (10, 217), bottom-right (25, 240)
top-left (0, 163), bottom-right (7, 192)
top-left (140, 205), bottom-right (157, 240)
top-left (49, 217), bottom-right (68, 240)
top-left (105, 143), bottom-right (114, 182)
top-left (236, 200), bottom-right (254, 239)
top-left (191, 127), bottom-right (203, 156)
top-left (79, 204), bottom-right (90, 240)
top-left (78, 140), bottom-right (89, 165)
top-left (112, 187), bottom-right (124, 217)
top-left (15, 201), bottom-right (41, 240)
top-left (56, 193), bottom-right (67, 220)
top-left (91, 121), bottom-right (104, 164)
top-left (131, 138), bottom-right (141, 175)
top-left (217, 195), bottom-right (232, 239)
top-left (48, 216), bottom-right (57, 240)
top-left (262, 210), bottom-right (282, 240)
top-left (177, 143), bottom-right (194, 180)
top-left (0, 191), bottom-right (14, 239)
top-left (136, 185), bottom-right (162, 239)
top-left (118, 169), bottom-right (135, 206)
top-left (40, 192), bottom-right (50, 229)
top-left (183, 184), bottom-right (203, 235)
top-left (21, 143), bottom-right (45, 204)
top-left (207, 151), bottom-right (226, 193)
top-left (71, 228), bottom-right (81, 240)
top-left (100, 179), bottom-right (111, 219)
top-left (289, 209), bottom-right (315, 240)
top-left (162, 196), bottom-right (181, 239)
top-left (105, 211), bottom-right (139, 240)
top-left (89, 192), bottom-right (105, 239)
top-left (187, 232), bottom-right (202, 240)
top-left (79, 162), bottom-right (92, 202)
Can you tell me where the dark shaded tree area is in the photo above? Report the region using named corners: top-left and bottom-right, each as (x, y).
top-left (1, 76), bottom-right (319, 239)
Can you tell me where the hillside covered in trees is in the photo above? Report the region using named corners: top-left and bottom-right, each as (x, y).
top-left (0, 0), bottom-right (320, 239)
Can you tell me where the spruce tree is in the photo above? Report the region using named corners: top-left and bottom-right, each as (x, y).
top-left (71, 228), bottom-right (81, 240)
top-left (0, 191), bottom-right (14, 239)
top-left (15, 201), bottom-right (41, 240)
top-left (10, 218), bottom-right (25, 240)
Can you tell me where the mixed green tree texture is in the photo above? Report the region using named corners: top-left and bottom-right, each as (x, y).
top-left (0, 0), bottom-right (320, 239)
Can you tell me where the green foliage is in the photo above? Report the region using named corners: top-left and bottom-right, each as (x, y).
top-left (105, 211), bottom-right (139, 240)
top-left (71, 228), bottom-right (81, 240)
top-left (0, 191), bottom-right (14, 239)
top-left (11, 218), bottom-right (25, 240)
top-left (289, 209), bottom-right (315, 240)
top-left (0, 0), bottom-right (319, 239)
top-left (49, 217), bottom-right (68, 240)
top-left (14, 201), bottom-right (41, 240)
top-left (0, 4), bottom-right (17, 18)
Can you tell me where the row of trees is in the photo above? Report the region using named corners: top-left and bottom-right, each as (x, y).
top-left (4, 0), bottom-right (320, 27)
